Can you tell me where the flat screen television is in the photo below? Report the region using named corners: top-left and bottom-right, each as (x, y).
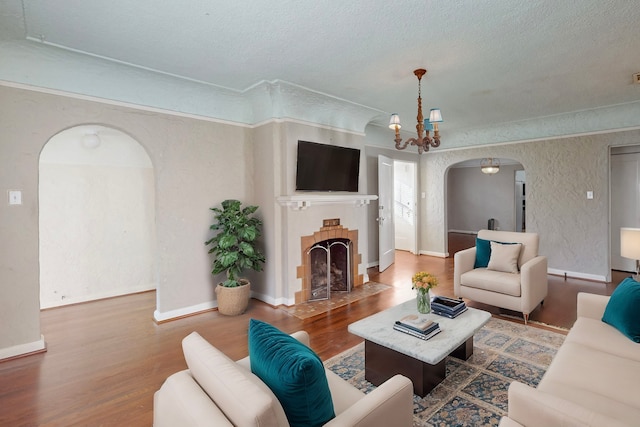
top-left (295, 140), bottom-right (360, 192)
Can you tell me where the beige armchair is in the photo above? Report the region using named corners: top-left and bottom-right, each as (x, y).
top-left (154, 331), bottom-right (414, 427)
top-left (454, 230), bottom-right (548, 323)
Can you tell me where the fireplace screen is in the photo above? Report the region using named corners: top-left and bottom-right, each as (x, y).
top-left (308, 238), bottom-right (352, 301)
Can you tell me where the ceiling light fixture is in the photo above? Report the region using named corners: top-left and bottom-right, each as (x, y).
top-left (389, 68), bottom-right (442, 154)
top-left (82, 131), bottom-right (101, 149)
top-left (481, 158), bottom-right (500, 174)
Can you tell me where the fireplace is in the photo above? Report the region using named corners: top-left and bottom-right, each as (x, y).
top-left (308, 238), bottom-right (352, 301)
top-left (296, 222), bottom-right (364, 304)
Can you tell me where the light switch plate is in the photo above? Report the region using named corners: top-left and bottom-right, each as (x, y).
top-left (8, 190), bottom-right (22, 205)
top-left (586, 191), bottom-right (593, 200)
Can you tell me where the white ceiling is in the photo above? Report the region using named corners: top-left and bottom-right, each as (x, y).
top-left (2, 0), bottom-right (640, 145)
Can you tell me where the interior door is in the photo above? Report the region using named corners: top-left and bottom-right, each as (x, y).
top-left (611, 152), bottom-right (640, 271)
top-left (378, 155), bottom-right (395, 271)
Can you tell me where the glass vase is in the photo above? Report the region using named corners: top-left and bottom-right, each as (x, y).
top-left (417, 290), bottom-right (431, 314)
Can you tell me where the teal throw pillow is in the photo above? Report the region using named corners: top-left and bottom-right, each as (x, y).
top-left (248, 319), bottom-right (335, 427)
top-left (474, 237), bottom-right (492, 268)
top-left (602, 277), bottom-right (640, 343)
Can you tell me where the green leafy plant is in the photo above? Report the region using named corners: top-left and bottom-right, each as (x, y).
top-left (205, 199), bottom-right (266, 287)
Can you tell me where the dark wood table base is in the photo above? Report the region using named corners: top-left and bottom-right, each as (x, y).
top-left (364, 337), bottom-right (474, 397)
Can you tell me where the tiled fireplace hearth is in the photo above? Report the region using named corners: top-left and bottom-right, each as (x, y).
top-left (295, 223), bottom-right (363, 304)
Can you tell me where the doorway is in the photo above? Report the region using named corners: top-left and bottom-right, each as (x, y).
top-left (39, 125), bottom-right (157, 308)
top-left (446, 158), bottom-right (524, 255)
top-left (610, 145), bottom-right (640, 273)
top-left (515, 170), bottom-right (526, 232)
top-left (394, 160), bottom-right (418, 254)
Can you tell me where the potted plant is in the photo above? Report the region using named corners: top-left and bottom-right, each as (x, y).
top-left (205, 199), bottom-right (266, 315)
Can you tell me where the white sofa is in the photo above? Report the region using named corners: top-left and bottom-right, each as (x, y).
top-left (454, 230), bottom-right (548, 323)
top-left (154, 331), bottom-right (414, 427)
top-left (499, 292), bottom-right (640, 427)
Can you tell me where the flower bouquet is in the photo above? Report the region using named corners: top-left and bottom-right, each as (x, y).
top-left (411, 272), bottom-right (438, 314)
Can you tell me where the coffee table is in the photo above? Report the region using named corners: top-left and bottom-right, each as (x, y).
top-left (348, 298), bottom-right (491, 397)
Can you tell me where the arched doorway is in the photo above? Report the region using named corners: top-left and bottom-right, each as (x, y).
top-left (446, 158), bottom-right (524, 255)
top-left (39, 125), bottom-right (156, 308)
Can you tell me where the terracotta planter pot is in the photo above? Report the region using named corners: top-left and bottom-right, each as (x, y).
top-left (215, 280), bottom-right (250, 316)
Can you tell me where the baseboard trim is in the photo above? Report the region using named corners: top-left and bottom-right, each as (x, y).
top-left (420, 250), bottom-right (448, 258)
top-left (547, 268), bottom-right (607, 283)
top-left (41, 285), bottom-right (156, 309)
top-left (448, 229), bottom-right (478, 235)
top-left (153, 292), bottom-right (299, 322)
top-left (250, 291), bottom-right (294, 307)
top-left (0, 335), bottom-right (46, 361)
top-left (154, 301), bottom-right (217, 323)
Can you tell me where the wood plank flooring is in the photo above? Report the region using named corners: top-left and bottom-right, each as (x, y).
top-left (0, 239), bottom-right (625, 426)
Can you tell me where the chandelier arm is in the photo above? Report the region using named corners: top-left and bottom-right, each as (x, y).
top-left (395, 138), bottom-right (411, 150)
top-left (393, 125), bottom-right (411, 150)
top-left (431, 127), bottom-right (441, 147)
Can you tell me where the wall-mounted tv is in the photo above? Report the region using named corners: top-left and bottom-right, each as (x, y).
top-left (295, 140), bottom-right (360, 192)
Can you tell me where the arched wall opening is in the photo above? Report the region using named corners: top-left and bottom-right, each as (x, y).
top-left (39, 125), bottom-right (157, 308)
top-left (445, 157), bottom-right (524, 254)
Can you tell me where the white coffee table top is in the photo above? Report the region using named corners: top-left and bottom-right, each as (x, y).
top-left (348, 298), bottom-right (491, 365)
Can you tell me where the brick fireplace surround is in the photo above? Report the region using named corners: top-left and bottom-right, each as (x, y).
top-left (295, 224), bottom-right (363, 304)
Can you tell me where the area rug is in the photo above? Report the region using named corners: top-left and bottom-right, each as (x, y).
top-left (497, 314), bottom-right (571, 332)
top-left (281, 282), bottom-right (391, 320)
top-left (325, 317), bottom-right (566, 426)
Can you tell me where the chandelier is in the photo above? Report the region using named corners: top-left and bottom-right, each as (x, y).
top-left (389, 68), bottom-right (443, 154)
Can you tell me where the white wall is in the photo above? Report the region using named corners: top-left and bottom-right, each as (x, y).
top-left (39, 126), bottom-right (156, 308)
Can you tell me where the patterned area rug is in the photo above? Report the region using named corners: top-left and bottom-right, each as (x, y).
top-left (281, 282), bottom-right (391, 319)
top-left (325, 317), bottom-right (566, 426)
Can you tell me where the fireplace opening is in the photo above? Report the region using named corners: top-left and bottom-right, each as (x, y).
top-left (308, 238), bottom-right (352, 301)
top-left (296, 222), bottom-right (363, 305)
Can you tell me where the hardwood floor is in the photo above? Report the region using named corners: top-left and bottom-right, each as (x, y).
top-left (0, 244), bottom-right (625, 426)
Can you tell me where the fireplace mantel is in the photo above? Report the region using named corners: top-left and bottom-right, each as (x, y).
top-left (276, 194), bottom-right (378, 211)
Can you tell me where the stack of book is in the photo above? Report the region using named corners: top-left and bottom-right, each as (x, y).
top-left (431, 296), bottom-right (467, 318)
top-left (393, 314), bottom-right (441, 340)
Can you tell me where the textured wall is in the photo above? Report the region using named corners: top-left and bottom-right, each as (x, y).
top-left (0, 84), bottom-right (250, 354)
top-left (422, 129), bottom-right (640, 280)
top-left (0, 94), bottom-right (42, 353)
